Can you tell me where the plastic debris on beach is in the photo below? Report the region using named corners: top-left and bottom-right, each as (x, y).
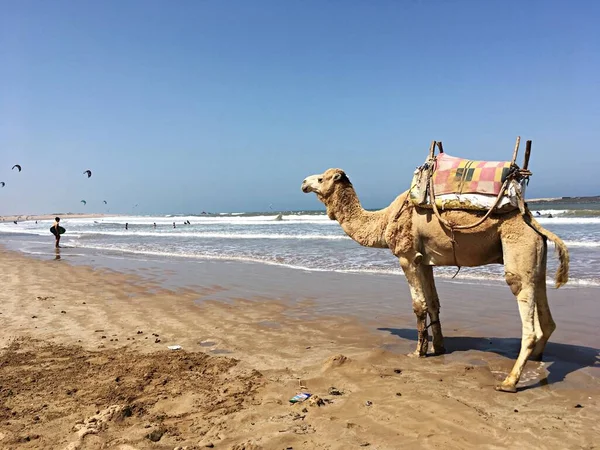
top-left (167, 345), bottom-right (182, 351)
top-left (289, 392), bottom-right (312, 404)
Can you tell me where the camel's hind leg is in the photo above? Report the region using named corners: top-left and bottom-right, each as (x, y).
top-left (530, 245), bottom-right (556, 360)
top-left (399, 257), bottom-right (445, 357)
top-left (497, 232), bottom-right (546, 393)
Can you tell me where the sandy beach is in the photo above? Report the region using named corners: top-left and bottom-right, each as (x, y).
top-left (0, 247), bottom-right (598, 449)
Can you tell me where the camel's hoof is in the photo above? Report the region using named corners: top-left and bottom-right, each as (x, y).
top-left (432, 347), bottom-right (446, 356)
top-left (495, 383), bottom-right (517, 393)
top-left (407, 351), bottom-right (427, 358)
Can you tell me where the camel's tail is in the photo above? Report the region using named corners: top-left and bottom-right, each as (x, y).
top-left (525, 211), bottom-right (570, 288)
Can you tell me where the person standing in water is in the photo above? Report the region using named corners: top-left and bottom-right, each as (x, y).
top-left (52, 217), bottom-right (62, 248)
top-left (125, 222), bottom-right (129, 230)
top-left (153, 222), bottom-right (157, 229)
top-left (173, 222), bottom-right (176, 228)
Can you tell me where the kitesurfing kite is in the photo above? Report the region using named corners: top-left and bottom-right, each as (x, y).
top-left (103, 200), bottom-right (108, 204)
top-left (0, 182), bottom-right (5, 187)
top-left (12, 165), bottom-right (21, 172)
top-left (83, 170), bottom-right (92, 178)
top-left (81, 200), bottom-right (87, 205)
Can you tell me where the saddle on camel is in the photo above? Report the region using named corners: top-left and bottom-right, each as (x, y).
top-left (409, 137), bottom-right (533, 230)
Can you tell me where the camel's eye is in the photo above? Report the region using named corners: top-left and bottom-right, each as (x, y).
top-left (318, 178), bottom-right (323, 183)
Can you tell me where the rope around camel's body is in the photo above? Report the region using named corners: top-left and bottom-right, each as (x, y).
top-left (394, 159), bottom-right (529, 277)
top-left (426, 162), bottom-right (527, 274)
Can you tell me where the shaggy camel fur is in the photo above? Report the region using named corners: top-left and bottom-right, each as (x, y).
top-left (301, 168), bottom-right (569, 392)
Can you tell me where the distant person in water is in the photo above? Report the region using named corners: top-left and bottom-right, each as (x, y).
top-left (548, 213), bottom-right (553, 218)
top-left (52, 217), bottom-right (62, 248)
top-left (535, 211), bottom-right (541, 217)
top-left (13, 220), bottom-right (17, 225)
top-left (125, 222), bottom-right (128, 230)
top-left (153, 222), bottom-right (157, 229)
top-left (173, 222), bottom-right (176, 228)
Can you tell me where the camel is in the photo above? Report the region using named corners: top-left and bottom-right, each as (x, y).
top-left (301, 168), bottom-right (569, 392)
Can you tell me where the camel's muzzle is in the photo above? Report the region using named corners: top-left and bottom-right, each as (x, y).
top-left (301, 175), bottom-right (321, 194)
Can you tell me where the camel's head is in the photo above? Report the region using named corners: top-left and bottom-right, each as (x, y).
top-left (301, 168), bottom-right (351, 197)
top-left (301, 169), bottom-right (352, 218)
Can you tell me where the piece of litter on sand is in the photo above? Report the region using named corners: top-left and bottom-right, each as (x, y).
top-left (365, 400), bottom-right (373, 407)
top-left (328, 387), bottom-right (343, 396)
top-left (168, 345), bottom-right (182, 350)
top-left (289, 392), bottom-right (312, 403)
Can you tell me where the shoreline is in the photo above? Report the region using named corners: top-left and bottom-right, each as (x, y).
top-left (0, 247), bottom-right (598, 448)
top-left (0, 213), bottom-right (112, 223)
top-left (3, 232), bottom-right (599, 289)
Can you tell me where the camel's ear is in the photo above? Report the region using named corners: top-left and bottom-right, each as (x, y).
top-left (333, 172), bottom-right (349, 183)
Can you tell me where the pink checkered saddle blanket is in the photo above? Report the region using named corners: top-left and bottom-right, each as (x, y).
top-left (409, 153), bottom-right (523, 212)
top-left (433, 153), bottom-right (512, 196)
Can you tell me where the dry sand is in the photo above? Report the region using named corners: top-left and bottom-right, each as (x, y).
top-left (0, 249), bottom-right (598, 449)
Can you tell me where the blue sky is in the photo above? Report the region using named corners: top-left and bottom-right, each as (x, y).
top-left (1, 0), bottom-right (599, 215)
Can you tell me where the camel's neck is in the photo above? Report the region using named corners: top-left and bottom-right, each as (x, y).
top-left (327, 186), bottom-right (389, 248)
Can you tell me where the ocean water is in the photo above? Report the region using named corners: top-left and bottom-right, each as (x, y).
top-left (1, 203), bottom-right (599, 287)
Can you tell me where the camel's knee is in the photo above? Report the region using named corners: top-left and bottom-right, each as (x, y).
top-left (540, 315), bottom-right (556, 336)
top-left (413, 303), bottom-right (427, 317)
top-left (523, 334), bottom-right (537, 350)
top-left (505, 271), bottom-right (522, 296)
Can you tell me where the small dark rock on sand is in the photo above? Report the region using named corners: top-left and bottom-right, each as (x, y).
top-left (328, 387), bottom-right (343, 396)
top-left (146, 428), bottom-right (165, 442)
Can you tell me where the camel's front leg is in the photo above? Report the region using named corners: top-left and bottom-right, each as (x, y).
top-left (400, 256), bottom-right (429, 357)
top-left (421, 265), bottom-right (446, 355)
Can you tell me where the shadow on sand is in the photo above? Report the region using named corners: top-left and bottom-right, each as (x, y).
top-left (378, 327), bottom-right (600, 390)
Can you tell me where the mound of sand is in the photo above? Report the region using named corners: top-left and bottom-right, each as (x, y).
top-left (0, 338), bottom-right (263, 448)
top-left (321, 354), bottom-right (349, 371)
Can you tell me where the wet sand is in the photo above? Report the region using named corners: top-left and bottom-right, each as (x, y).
top-left (0, 248), bottom-right (598, 449)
